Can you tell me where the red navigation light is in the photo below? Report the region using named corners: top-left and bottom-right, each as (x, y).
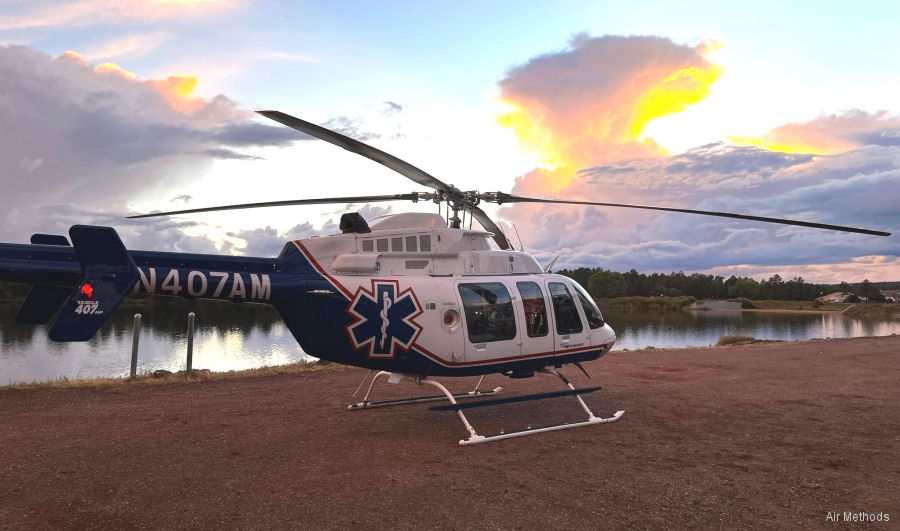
top-left (80, 283), bottom-right (94, 299)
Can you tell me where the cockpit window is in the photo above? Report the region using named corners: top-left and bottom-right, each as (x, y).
top-left (571, 282), bottom-right (605, 329)
top-left (548, 282), bottom-right (583, 334)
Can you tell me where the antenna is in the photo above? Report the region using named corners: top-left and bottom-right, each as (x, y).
top-left (513, 224), bottom-right (524, 252)
top-left (543, 255), bottom-right (560, 273)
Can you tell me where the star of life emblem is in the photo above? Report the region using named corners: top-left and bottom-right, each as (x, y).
top-left (346, 280), bottom-right (423, 359)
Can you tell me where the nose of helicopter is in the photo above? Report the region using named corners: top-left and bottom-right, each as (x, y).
top-left (598, 322), bottom-right (617, 355)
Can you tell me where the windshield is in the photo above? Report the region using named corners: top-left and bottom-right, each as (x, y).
top-left (571, 281), bottom-right (605, 329)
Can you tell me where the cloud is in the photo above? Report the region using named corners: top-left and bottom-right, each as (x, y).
top-left (201, 148), bottom-right (263, 160)
top-left (496, 34), bottom-right (723, 172)
top-left (320, 116), bottom-right (380, 141)
top-left (0, 0), bottom-right (237, 31)
top-left (227, 204), bottom-right (393, 257)
top-left (0, 45), bottom-right (296, 245)
top-left (383, 101), bottom-right (404, 116)
top-left (82, 31), bottom-right (170, 61)
top-left (730, 110), bottom-right (900, 155)
top-left (499, 144), bottom-right (899, 282)
top-left (492, 35), bottom-right (897, 283)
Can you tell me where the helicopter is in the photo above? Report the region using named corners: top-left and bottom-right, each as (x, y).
top-left (0, 110), bottom-right (890, 445)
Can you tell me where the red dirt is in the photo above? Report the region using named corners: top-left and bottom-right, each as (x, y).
top-left (1, 336), bottom-right (898, 529)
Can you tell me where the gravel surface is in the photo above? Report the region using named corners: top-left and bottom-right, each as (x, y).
top-left (1, 335), bottom-right (898, 530)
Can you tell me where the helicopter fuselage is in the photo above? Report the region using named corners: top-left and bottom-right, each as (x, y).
top-left (0, 213), bottom-right (615, 378)
top-left (261, 212), bottom-right (616, 377)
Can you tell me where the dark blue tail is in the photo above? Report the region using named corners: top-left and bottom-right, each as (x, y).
top-left (47, 226), bottom-right (139, 341)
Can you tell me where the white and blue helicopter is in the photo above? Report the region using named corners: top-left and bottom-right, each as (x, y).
top-left (0, 111), bottom-right (890, 444)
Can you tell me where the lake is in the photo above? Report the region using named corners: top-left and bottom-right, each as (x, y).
top-left (1, 302), bottom-right (898, 385)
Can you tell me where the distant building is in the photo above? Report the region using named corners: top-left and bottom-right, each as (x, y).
top-left (816, 291), bottom-right (853, 303)
top-left (880, 290), bottom-right (900, 303)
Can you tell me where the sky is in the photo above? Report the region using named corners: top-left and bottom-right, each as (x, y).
top-left (1, 0), bottom-right (898, 283)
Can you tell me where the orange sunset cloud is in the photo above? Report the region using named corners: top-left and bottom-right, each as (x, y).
top-left (730, 110), bottom-right (900, 155)
top-left (497, 35), bottom-right (723, 177)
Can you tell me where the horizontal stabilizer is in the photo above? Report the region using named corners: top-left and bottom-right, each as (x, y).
top-left (16, 285), bottom-right (72, 324)
top-left (49, 226), bottom-right (138, 342)
top-left (13, 234), bottom-right (72, 323)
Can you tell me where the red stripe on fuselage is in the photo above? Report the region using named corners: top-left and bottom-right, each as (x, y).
top-left (412, 342), bottom-right (605, 368)
top-left (292, 240), bottom-right (353, 299)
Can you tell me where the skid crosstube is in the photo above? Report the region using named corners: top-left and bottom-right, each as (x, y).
top-left (348, 371), bottom-right (502, 410)
top-left (347, 370), bottom-right (624, 445)
top-left (348, 388), bottom-right (503, 410)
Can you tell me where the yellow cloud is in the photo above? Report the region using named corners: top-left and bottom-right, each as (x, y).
top-left (57, 51), bottom-right (206, 113)
top-left (496, 36), bottom-right (723, 174)
top-left (94, 62), bottom-right (138, 80)
top-left (729, 110), bottom-right (900, 155)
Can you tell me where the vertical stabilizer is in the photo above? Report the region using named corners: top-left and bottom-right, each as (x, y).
top-left (48, 226), bottom-right (139, 342)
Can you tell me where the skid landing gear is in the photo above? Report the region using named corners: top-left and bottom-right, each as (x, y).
top-left (347, 372), bottom-right (502, 410)
top-left (346, 370), bottom-right (624, 445)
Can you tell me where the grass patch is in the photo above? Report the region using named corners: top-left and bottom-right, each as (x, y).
top-left (726, 298), bottom-right (755, 309)
top-left (749, 300), bottom-right (850, 311)
top-left (597, 296), bottom-right (696, 311)
top-left (2, 359), bottom-right (341, 391)
top-left (842, 303), bottom-right (900, 320)
top-left (716, 335), bottom-right (756, 346)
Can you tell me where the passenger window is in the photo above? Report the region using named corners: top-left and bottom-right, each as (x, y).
top-left (516, 281), bottom-right (548, 337)
top-left (458, 283), bottom-right (517, 343)
top-left (549, 282), bottom-right (583, 334)
top-left (572, 282), bottom-right (605, 329)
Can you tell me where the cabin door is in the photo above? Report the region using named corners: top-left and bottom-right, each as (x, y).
top-left (455, 281), bottom-right (521, 363)
top-left (513, 280), bottom-right (555, 358)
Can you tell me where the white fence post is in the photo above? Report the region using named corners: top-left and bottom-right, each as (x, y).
top-left (130, 313), bottom-right (141, 380)
top-left (186, 312), bottom-right (195, 374)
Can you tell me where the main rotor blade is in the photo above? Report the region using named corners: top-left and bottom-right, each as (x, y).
top-left (494, 194), bottom-right (891, 237)
top-left (127, 193), bottom-right (429, 219)
top-left (258, 110), bottom-right (453, 193)
top-left (468, 206), bottom-right (512, 250)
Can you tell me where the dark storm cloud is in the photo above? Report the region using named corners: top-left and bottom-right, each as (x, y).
top-left (212, 122), bottom-right (300, 146)
top-left (503, 145), bottom-right (899, 274)
top-left (201, 148), bottom-right (263, 160)
top-left (0, 45), bottom-right (303, 248)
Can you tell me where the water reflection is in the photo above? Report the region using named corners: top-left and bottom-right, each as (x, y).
top-left (0, 299), bottom-right (311, 385)
top-left (2, 301), bottom-right (899, 384)
top-left (605, 308), bottom-right (900, 351)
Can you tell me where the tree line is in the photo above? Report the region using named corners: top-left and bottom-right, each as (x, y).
top-left (556, 267), bottom-right (896, 302)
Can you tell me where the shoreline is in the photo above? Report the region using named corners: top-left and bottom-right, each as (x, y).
top-left (692, 307), bottom-right (837, 314)
top-left (3, 334), bottom-right (896, 391)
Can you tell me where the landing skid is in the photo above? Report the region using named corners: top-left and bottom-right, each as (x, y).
top-left (346, 369), bottom-right (624, 445)
top-left (348, 372), bottom-right (502, 410)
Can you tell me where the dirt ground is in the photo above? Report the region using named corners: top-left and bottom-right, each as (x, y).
top-left (1, 336), bottom-right (898, 530)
